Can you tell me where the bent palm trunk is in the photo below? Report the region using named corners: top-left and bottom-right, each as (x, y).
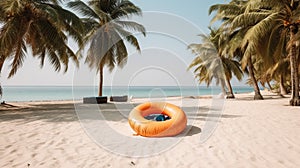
top-left (226, 77), bottom-right (235, 99)
top-left (248, 57), bottom-right (263, 100)
top-left (279, 74), bottom-right (288, 95)
top-left (289, 28), bottom-right (300, 106)
top-left (267, 80), bottom-right (273, 91)
top-left (0, 55), bottom-right (5, 98)
top-left (220, 79), bottom-right (227, 98)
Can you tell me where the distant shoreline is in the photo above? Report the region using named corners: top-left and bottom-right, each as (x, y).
top-left (1, 90), bottom-right (279, 104)
top-left (0, 85), bottom-right (256, 102)
top-left (1, 85), bottom-right (255, 88)
top-left (1, 93), bottom-right (252, 103)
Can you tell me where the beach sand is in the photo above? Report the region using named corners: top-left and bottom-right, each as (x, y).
top-left (1, 91), bottom-right (300, 167)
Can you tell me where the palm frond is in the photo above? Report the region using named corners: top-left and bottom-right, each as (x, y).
top-left (114, 20), bottom-right (146, 36)
top-left (115, 40), bottom-right (128, 67)
top-left (67, 1), bottom-right (100, 20)
top-left (231, 12), bottom-right (272, 31)
top-left (46, 47), bottom-right (61, 72)
top-left (113, 25), bottom-right (141, 52)
top-left (42, 3), bottom-right (84, 45)
top-left (111, 0), bottom-right (142, 19)
top-left (8, 40), bottom-right (27, 78)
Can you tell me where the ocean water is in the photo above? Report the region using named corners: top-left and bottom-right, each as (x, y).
top-left (0, 86), bottom-right (254, 102)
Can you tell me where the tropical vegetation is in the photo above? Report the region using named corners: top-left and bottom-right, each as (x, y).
top-left (188, 28), bottom-right (243, 99)
top-left (0, 0), bottom-right (145, 99)
top-left (0, 0), bottom-right (84, 76)
top-left (68, 0), bottom-right (146, 96)
top-left (0, 0), bottom-right (84, 98)
top-left (189, 0), bottom-right (300, 105)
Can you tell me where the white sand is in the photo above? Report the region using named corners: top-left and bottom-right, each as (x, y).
top-left (1, 92), bottom-right (300, 167)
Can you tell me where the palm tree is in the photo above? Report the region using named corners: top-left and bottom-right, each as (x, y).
top-left (209, 0), bottom-right (265, 100)
top-left (188, 38), bottom-right (227, 96)
top-left (0, 0), bottom-right (83, 78)
top-left (268, 58), bottom-right (290, 95)
top-left (209, 28), bottom-right (244, 98)
top-left (188, 30), bottom-right (243, 98)
top-left (68, 0), bottom-right (146, 96)
top-left (226, 0), bottom-right (300, 105)
top-left (222, 56), bottom-right (243, 98)
top-left (0, 0), bottom-right (84, 100)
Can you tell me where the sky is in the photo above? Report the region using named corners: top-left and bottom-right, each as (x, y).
top-left (1, 0), bottom-right (242, 87)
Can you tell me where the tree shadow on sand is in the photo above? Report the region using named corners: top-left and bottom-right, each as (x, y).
top-left (0, 102), bottom-right (243, 125)
top-left (183, 106), bottom-right (243, 122)
top-left (0, 102), bottom-right (140, 123)
top-left (0, 102), bottom-right (78, 123)
top-left (234, 94), bottom-right (290, 101)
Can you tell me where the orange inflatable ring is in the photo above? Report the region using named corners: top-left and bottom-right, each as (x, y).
top-left (128, 102), bottom-right (187, 137)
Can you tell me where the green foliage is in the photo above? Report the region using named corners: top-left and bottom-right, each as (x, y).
top-left (188, 28), bottom-right (243, 89)
top-left (209, 0), bottom-right (300, 104)
top-left (68, 0), bottom-right (145, 96)
top-left (0, 0), bottom-right (84, 78)
top-left (68, 0), bottom-right (146, 72)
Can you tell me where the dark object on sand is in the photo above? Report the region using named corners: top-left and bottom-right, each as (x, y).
top-left (109, 95), bottom-right (128, 102)
top-left (144, 114), bottom-right (171, 121)
top-left (0, 101), bottom-right (17, 107)
top-left (83, 96), bottom-right (108, 104)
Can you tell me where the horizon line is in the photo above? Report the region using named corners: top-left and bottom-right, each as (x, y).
top-left (2, 84), bottom-right (251, 87)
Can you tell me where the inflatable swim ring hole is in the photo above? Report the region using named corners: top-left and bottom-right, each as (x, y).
top-left (144, 114), bottom-right (171, 121)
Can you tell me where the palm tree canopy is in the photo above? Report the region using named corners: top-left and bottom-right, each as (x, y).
top-left (209, 0), bottom-right (248, 27)
top-left (68, 0), bottom-right (146, 72)
top-left (188, 30), bottom-right (243, 87)
top-left (188, 35), bottom-right (220, 86)
top-left (209, 0), bottom-right (300, 103)
top-left (0, 0), bottom-right (84, 78)
top-left (226, 0), bottom-right (300, 68)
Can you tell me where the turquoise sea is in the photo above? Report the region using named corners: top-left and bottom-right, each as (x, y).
top-left (0, 86), bottom-right (254, 102)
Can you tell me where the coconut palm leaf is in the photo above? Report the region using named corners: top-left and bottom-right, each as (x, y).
top-left (209, 0), bottom-right (247, 26)
top-left (114, 21), bottom-right (146, 36)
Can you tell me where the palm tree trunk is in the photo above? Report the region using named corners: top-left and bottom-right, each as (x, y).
top-left (267, 81), bottom-right (273, 90)
top-left (220, 79), bottom-right (227, 98)
top-left (0, 55), bottom-right (5, 98)
top-left (279, 74), bottom-right (288, 95)
top-left (289, 28), bottom-right (300, 105)
top-left (98, 64), bottom-right (104, 97)
top-left (226, 77), bottom-right (235, 99)
top-left (248, 57), bottom-right (263, 100)
top-left (0, 56), bottom-right (4, 73)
